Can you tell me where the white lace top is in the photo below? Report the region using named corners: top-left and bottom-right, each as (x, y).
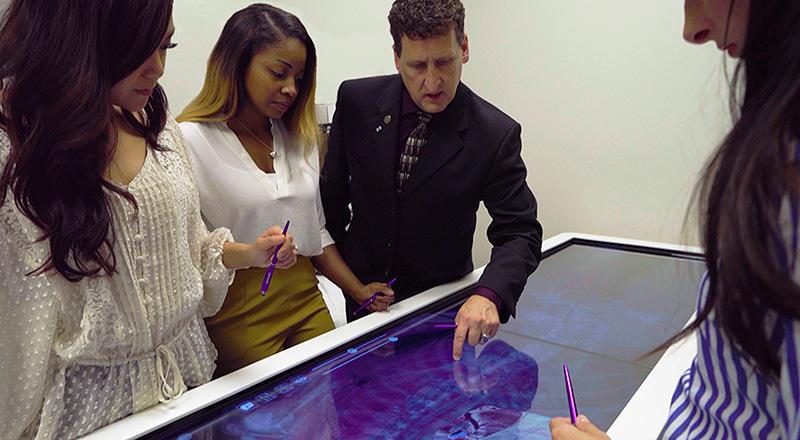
top-left (0, 116), bottom-right (235, 440)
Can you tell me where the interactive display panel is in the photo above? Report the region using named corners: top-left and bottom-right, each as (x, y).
top-left (150, 240), bottom-right (705, 439)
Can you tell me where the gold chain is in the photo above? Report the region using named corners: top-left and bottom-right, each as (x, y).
top-left (234, 119), bottom-right (276, 158)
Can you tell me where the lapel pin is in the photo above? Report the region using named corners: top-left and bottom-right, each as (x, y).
top-left (375, 125), bottom-right (383, 133)
top-left (383, 115), bottom-right (392, 124)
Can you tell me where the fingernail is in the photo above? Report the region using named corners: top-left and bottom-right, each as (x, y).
top-left (577, 415), bottom-right (589, 423)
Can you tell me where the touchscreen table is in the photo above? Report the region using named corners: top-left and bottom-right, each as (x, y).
top-left (116, 239), bottom-right (706, 439)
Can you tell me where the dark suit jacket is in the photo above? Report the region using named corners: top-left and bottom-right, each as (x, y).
top-left (321, 74), bottom-right (542, 322)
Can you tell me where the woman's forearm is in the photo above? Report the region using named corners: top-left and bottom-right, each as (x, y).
top-left (221, 241), bottom-right (253, 270)
top-left (311, 244), bottom-right (365, 298)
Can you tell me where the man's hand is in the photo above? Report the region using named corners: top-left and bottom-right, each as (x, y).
top-left (452, 295), bottom-right (500, 360)
top-left (550, 416), bottom-right (610, 440)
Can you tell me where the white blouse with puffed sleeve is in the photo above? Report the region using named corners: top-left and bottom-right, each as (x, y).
top-left (179, 119), bottom-right (334, 257)
top-left (0, 115), bottom-right (234, 440)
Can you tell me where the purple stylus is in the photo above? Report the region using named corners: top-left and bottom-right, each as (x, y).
top-left (432, 324), bottom-right (457, 329)
top-left (353, 277), bottom-right (397, 316)
top-left (563, 363), bottom-right (578, 424)
top-left (260, 220), bottom-right (290, 296)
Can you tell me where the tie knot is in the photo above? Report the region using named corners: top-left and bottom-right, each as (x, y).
top-left (417, 111), bottom-right (432, 125)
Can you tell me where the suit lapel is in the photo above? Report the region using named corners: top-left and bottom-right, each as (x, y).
top-left (400, 82), bottom-right (471, 199)
top-left (370, 77), bottom-right (403, 191)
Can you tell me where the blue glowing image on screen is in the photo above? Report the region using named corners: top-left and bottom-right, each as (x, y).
top-left (171, 244), bottom-right (704, 439)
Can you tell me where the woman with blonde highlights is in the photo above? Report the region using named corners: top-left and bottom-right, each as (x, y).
top-left (179, 3), bottom-right (393, 377)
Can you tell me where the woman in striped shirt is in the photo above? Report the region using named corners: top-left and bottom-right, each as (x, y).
top-left (551, 0), bottom-right (800, 438)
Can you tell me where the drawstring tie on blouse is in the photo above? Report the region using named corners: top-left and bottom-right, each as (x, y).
top-left (155, 344), bottom-right (187, 403)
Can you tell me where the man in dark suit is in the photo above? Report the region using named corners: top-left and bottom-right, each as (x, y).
top-left (321, 0), bottom-right (542, 360)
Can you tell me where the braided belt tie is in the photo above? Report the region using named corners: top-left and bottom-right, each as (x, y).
top-left (155, 344), bottom-right (187, 403)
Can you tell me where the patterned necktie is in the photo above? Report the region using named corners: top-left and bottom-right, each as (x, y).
top-left (396, 111), bottom-right (432, 193)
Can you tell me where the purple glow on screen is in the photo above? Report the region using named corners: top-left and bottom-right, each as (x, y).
top-left (184, 309), bottom-right (549, 439)
top-left (168, 244), bottom-right (704, 439)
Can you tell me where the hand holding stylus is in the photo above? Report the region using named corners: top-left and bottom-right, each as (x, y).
top-left (353, 277), bottom-right (396, 315)
top-left (246, 224), bottom-right (295, 269)
top-left (549, 416), bottom-right (610, 440)
top-left (550, 365), bottom-right (610, 440)
top-left (259, 221), bottom-right (296, 296)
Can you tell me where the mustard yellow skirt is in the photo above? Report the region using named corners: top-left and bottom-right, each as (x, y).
top-left (205, 256), bottom-right (335, 377)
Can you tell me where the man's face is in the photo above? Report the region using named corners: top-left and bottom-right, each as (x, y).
top-left (394, 28), bottom-right (469, 114)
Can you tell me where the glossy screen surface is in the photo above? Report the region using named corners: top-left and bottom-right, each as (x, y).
top-left (162, 243), bottom-right (705, 439)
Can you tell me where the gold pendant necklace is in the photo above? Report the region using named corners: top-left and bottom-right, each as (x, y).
top-left (235, 119), bottom-right (276, 159)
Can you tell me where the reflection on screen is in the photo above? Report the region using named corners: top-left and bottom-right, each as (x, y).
top-left (179, 307), bottom-right (550, 439)
top-left (168, 243), bottom-right (704, 439)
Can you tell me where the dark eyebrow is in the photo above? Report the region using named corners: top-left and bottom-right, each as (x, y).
top-left (278, 59), bottom-right (294, 69)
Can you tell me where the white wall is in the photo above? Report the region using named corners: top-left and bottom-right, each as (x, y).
top-left (462, 1), bottom-right (730, 265)
top-left (164, 0), bottom-right (396, 113)
top-left (164, 1), bottom-right (731, 266)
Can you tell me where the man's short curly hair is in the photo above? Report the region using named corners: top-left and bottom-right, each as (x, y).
top-left (388, 0), bottom-right (465, 55)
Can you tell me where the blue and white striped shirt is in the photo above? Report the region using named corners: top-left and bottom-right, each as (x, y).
top-left (662, 197), bottom-right (800, 439)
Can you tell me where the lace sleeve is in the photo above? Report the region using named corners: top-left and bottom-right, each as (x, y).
top-left (195, 225), bottom-right (235, 317)
top-left (0, 132), bottom-right (60, 440)
top-left (164, 114), bottom-right (235, 317)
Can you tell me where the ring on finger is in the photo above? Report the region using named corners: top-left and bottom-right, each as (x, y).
top-left (479, 332), bottom-right (490, 345)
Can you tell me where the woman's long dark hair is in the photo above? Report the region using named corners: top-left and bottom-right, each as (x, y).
top-left (661, 0), bottom-right (800, 378)
top-left (0, 0), bottom-right (173, 281)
